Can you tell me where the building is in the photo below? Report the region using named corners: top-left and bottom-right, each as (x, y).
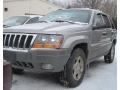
top-left (3, 0), bottom-right (61, 19)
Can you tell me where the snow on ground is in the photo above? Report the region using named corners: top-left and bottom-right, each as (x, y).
top-left (12, 56), bottom-right (117, 90)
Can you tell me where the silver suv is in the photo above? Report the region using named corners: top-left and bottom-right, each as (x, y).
top-left (3, 8), bottom-right (117, 87)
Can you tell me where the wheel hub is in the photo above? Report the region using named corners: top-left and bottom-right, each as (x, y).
top-left (72, 56), bottom-right (84, 80)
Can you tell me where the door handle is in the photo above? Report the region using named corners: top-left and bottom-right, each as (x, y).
top-left (102, 32), bottom-right (107, 36)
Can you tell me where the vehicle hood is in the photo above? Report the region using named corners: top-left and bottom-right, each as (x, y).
top-left (3, 22), bottom-right (88, 34)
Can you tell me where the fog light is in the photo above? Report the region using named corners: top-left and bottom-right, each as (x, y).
top-left (41, 64), bottom-right (54, 70)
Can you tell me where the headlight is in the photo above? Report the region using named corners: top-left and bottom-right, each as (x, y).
top-left (33, 34), bottom-right (64, 49)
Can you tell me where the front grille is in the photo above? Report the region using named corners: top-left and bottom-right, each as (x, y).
top-left (3, 33), bottom-right (37, 49)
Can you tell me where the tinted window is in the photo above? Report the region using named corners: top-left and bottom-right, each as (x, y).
top-left (102, 15), bottom-right (111, 28)
top-left (93, 14), bottom-right (104, 27)
top-left (26, 17), bottom-right (39, 24)
top-left (38, 10), bottom-right (92, 23)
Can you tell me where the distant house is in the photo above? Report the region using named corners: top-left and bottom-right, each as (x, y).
top-left (3, 0), bottom-right (61, 19)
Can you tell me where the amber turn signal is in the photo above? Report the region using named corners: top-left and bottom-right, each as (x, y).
top-left (33, 43), bottom-right (61, 49)
top-left (32, 43), bottom-right (43, 48)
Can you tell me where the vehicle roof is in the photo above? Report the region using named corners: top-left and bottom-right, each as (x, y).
top-left (59, 8), bottom-right (107, 15)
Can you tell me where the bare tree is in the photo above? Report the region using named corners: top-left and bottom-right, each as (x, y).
top-left (49, 0), bottom-right (117, 17)
top-left (101, 0), bottom-right (117, 18)
top-left (77, 0), bottom-right (105, 9)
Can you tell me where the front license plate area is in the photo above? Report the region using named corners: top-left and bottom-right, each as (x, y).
top-left (3, 51), bottom-right (16, 63)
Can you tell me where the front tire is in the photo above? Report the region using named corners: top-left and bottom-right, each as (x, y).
top-left (104, 44), bottom-right (115, 63)
top-left (61, 48), bottom-right (86, 88)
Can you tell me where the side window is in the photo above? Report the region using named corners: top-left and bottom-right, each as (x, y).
top-left (26, 17), bottom-right (39, 24)
top-left (102, 15), bottom-right (111, 28)
top-left (93, 14), bottom-right (104, 27)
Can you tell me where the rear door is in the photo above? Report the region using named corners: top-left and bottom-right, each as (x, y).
top-left (101, 14), bottom-right (113, 52)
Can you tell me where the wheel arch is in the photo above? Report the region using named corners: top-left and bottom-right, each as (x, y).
top-left (72, 43), bottom-right (89, 59)
top-left (113, 39), bottom-right (117, 45)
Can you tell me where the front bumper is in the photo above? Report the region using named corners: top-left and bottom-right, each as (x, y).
top-left (3, 48), bottom-right (71, 72)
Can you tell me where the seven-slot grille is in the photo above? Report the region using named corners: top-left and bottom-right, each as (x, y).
top-left (3, 33), bottom-right (37, 49)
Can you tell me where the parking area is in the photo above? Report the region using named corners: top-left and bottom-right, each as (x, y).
top-left (11, 54), bottom-right (117, 90)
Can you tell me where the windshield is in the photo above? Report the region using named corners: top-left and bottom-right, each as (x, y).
top-left (4, 16), bottom-right (30, 26)
top-left (38, 10), bottom-right (92, 24)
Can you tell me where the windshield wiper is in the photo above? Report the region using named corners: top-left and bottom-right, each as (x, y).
top-left (38, 20), bottom-right (48, 23)
top-left (52, 20), bottom-right (88, 25)
top-left (52, 20), bottom-right (76, 24)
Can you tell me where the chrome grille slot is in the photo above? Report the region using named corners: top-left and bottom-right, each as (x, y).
top-left (5, 34), bottom-right (10, 46)
top-left (3, 33), bottom-right (37, 49)
top-left (25, 36), bottom-right (33, 48)
top-left (9, 35), bottom-right (15, 47)
top-left (14, 35), bottom-right (20, 47)
top-left (19, 35), bottom-right (26, 48)
top-left (3, 34), bottom-right (5, 46)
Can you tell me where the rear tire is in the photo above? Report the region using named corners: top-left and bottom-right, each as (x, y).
top-left (104, 44), bottom-right (115, 63)
top-left (60, 48), bottom-right (86, 88)
top-left (12, 68), bottom-right (24, 74)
